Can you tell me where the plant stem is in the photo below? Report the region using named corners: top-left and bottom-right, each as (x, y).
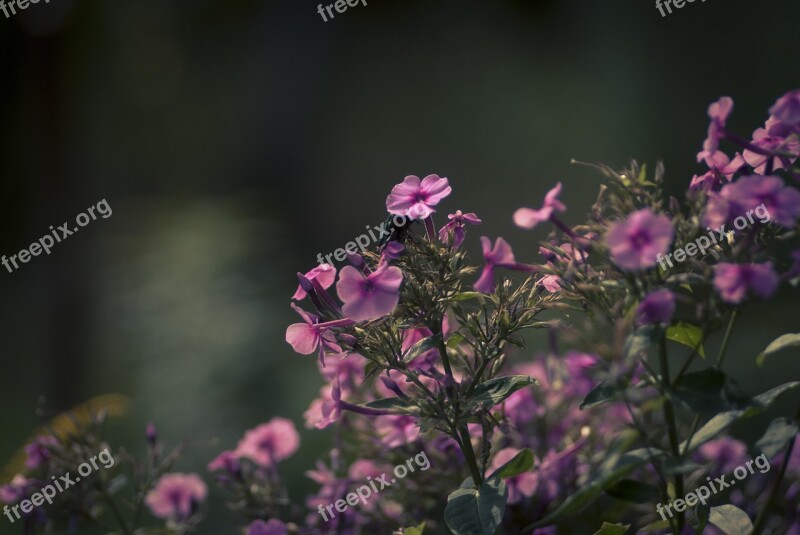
top-left (658, 333), bottom-right (684, 533)
top-left (715, 308), bottom-right (739, 368)
top-left (457, 424), bottom-right (483, 485)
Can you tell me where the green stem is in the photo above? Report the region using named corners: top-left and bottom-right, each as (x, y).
top-left (457, 424), bottom-right (483, 485)
top-left (659, 333), bottom-right (684, 533)
top-left (715, 308), bottom-right (739, 368)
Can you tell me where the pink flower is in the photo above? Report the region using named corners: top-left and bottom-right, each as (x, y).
top-left (697, 96), bottom-right (734, 162)
top-left (513, 183), bottom-right (566, 230)
top-left (292, 264), bottom-right (336, 300)
top-left (489, 448), bottom-right (537, 504)
top-left (145, 473), bottom-right (207, 520)
top-left (24, 436), bottom-right (59, 470)
top-left (0, 475), bottom-right (33, 504)
top-left (246, 519), bottom-right (288, 535)
top-left (474, 237), bottom-right (536, 293)
top-left (742, 127), bottom-right (800, 174)
top-left (713, 262), bottom-right (779, 304)
top-left (540, 274), bottom-right (562, 293)
top-left (703, 175), bottom-right (800, 229)
top-left (439, 210), bottom-right (482, 248)
top-left (386, 174), bottom-right (452, 219)
top-left (285, 304), bottom-right (346, 364)
top-left (606, 209), bottom-right (674, 271)
top-left (336, 264), bottom-right (403, 321)
top-left (207, 450), bottom-right (239, 473)
top-left (376, 415), bottom-right (419, 448)
top-left (304, 383), bottom-right (341, 429)
top-left (691, 151), bottom-right (746, 192)
top-left (235, 417), bottom-right (300, 467)
top-left (636, 289), bottom-right (676, 326)
top-left (770, 89), bottom-right (800, 129)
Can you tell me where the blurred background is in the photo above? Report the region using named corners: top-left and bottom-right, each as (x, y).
top-left (0, 0), bottom-right (799, 532)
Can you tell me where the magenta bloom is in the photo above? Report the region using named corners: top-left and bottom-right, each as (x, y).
top-left (207, 450), bottom-right (239, 474)
top-left (376, 415), bottom-right (419, 448)
top-left (697, 96), bottom-right (734, 162)
top-left (742, 127), bottom-right (800, 174)
top-left (439, 210), bottom-right (482, 248)
top-left (770, 89), bottom-right (800, 129)
top-left (246, 519), bottom-right (288, 535)
top-left (235, 417), bottom-right (300, 467)
top-left (24, 436), bottom-right (59, 470)
top-left (386, 174), bottom-right (452, 219)
top-left (606, 209), bottom-right (674, 271)
top-left (292, 264), bottom-right (336, 300)
top-left (145, 473), bottom-right (208, 520)
top-left (704, 175), bottom-right (800, 229)
top-left (0, 475), bottom-right (33, 504)
top-left (636, 289), bottom-right (676, 326)
top-left (474, 237), bottom-right (536, 293)
top-left (285, 304), bottom-right (345, 364)
top-left (513, 183), bottom-right (566, 230)
top-left (713, 262), bottom-right (779, 304)
top-left (489, 448), bottom-right (537, 504)
top-left (336, 264), bottom-right (403, 321)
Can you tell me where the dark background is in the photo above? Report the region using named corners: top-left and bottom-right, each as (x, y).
top-left (1, 0), bottom-right (798, 532)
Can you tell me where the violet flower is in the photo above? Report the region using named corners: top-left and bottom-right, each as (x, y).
top-left (770, 89), bottom-right (800, 130)
top-left (697, 96), bottom-right (734, 162)
top-left (474, 237), bottom-right (537, 293)
top-left (742, 127), bottom-right (800, 174)
top-left (636, 289), bottom-right (676, 326)
top-left (704, 175), bottom-right (800, 229)
top-left (246, 519), bottom-right (288, 535)
top-left (386, 174), bottom-right (452, 219)
top-left (207, 450), bottom-right (240, 474)
top-left (0, 475), bottom-right (33, 504)
top-left (145, 473), bottom-right (208, 521)
top-left (606, 209), bottom-right (674, 271)
top-left (513, 183), bottom-right (567, 230)
top-left (439, 210), bottom-right (482, 248)
top-left (285, 304), bottom-right (350, 364)
top-left (336, 264), bottom-right (403, 322)
top-left (292, 264), bottom-right (336, 301)
top-left (235, 417), bottom-right (300, 467)
top-left (713, 262), bottom-right (779, 304)
top-left (24, 436), bottom-right (59, 470)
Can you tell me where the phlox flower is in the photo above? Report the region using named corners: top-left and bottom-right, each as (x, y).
top-left (697, 96), bottom-right (734, 162)
top-left (285, 303), bottom-right (351, 365)
top-left (713, 262), bottom-right (779, 304)
top-left (703, 175), bottom-right (800, 229)
top-left (742, 127), bottom-right (800, 174)
top-left (770, 89), bottom-right (800, 130)
top-left (292, 264), bottom-right (336, 300)
top-left (513, 183), bottom-right (566, 230)
top-left (207, 450), bottom-right (239, 474)
top-left (145, 473), bottom-right (207, 521)
top-left (304, 382), bottom-right (342, 429)
top-left (439, 210), bottom-right (482, 248)
top-left (636, 289), bottom-right (676, 326)
top-left (24, 436), bottom-right (59, 470)
top-left (475, 237), bottom-right (536, 293)
top-left (336, 263), bottom-right (403, 322)
top-left (386, 174), bottom-right (452, 219)
top-left (0, 475), bottom-right (33, 504)
top-left (606, 209), bottom-right (674, 271)
top-left (235, 417), bottom-right (300, 467)
top-left (376, 415), bottom-right (419, 448)
top-left (246, 519), bottom-right (288, 535)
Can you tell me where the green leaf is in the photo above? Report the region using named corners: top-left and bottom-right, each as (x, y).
top-left (708, 504), bottom-right (753, 534)
top-left (446, 332), bottom-right (466, 349)
top-left (580, 380), bottom-right (618, 410)
top-left (403, 523), bottom-right (425, 535)
top-left (447, 291), bottom-right (485, 301)
top-left (756, 333), bottom-right (800, 366)
top-left (403, 333), bottom-right (442, 363)
top-left (687, 502), bottom-right (710, 533)
top-left (360, 397), bottom-right (419, 415)
top-left (681, 382), bottom-right (800, 453)
top-left (469, 375), bottom-right (536, 410)
top-left (756, 417), bottom-right (799, 458)
top-left (592, 522), bottom-right (630, 535)
top-left (489, 448), bottom-right (533, 479)
top-left (604, 479), bottom-right (660, 504)
top-left (673, 368), bottom-right (728, 413)
top-left (444, 476), bottom-right (508, 535)
top-left (639, 520), bottom-right (671, 532)
top-left (666, 322), bottom-right (705, 358)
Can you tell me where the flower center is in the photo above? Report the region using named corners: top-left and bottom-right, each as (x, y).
top-left (629, 229), bottom-right (650, 249)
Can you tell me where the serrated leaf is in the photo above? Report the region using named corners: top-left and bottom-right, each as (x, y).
top-left (604, 479), bottom-right (660, 504)
top-left (469, 375), bottom-right (536, 410)
top-left (756, 417), bottom-right (799, 458)
top-left (360, 397), bottom-right (419, 415)
top-left (444, 476), bottom-right (507, 535)
top-left (580, 380), bottom-right (618, 410)
top-left (593, 522), bottom-right (630, 535)
top-left (489, 448), bottom-right (533, 479)
top-left (403, 522), bottom-right (425, 535)
top-left (708, 504), bottom-right (753, 534)
top-left (756, 333), bottom-right (800, 366)
top-left (666, 322), bottom-right (705, 358)
top-left (681, 382), bottom-right (800, 453)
